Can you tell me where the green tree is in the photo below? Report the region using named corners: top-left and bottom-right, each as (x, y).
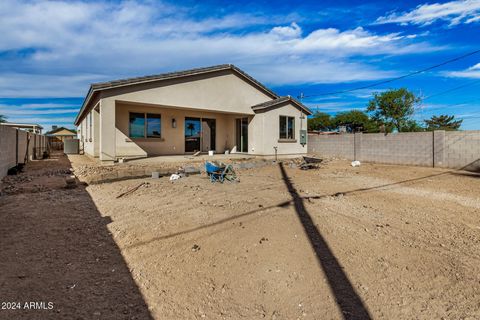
top-left (367, 88), bottom-right (421, 132)
top-left (424, 114), bottom-right (462, 131)
top-left (0, 114), bottom-right (6, 123)
top-left (308, 111), bottom-right (332, 131)
top-left (400, 119), bottom-right (425, 132)
top-left (332, 110), bottom-right (379, 133)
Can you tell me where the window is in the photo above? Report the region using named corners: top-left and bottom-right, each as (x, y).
top-left (129, 113), bottom-right (145, 138)
top-left (146, 113), bottom-right (161, 138)
top-left (279, 116), bottom-right (295, 139)
top-left (129, 112), bottom-right (162, 138)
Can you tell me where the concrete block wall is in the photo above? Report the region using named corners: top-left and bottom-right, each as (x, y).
top-left (0, 126), bottom-right (48, 179)
top-left (308, 130), bottom-right (480, 171)
top-left (443, 130), bottom-right (480, 171)
top-left (0, 125), bottom-right (18, 179)
top-left (307, 134), bottom-right (355, 159)
top-left (359, 132), bottom-right (433, 166)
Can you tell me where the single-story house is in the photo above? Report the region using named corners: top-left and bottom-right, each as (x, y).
top-left (46, 126), bottom-right (77, 150)
top-left (46, 126), bottom-right (77, 141)
top-left (74, 64), bottom-right (312, 163)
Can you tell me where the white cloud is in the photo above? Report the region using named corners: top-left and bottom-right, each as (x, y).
top-left (0, 0), bottom-right (439, 99)
top-left (0, 108), bottom-right (79, 115)
top-left (270, 22), bottom-right (302, 39)
top-left (444, 63), bottom-right (480, 78)
top-left (0, 102), bottom-right (80, 128)
top-left (0, 73), bottom-right (106, 98)
top-left (376, 0), bottom-right (480, 26)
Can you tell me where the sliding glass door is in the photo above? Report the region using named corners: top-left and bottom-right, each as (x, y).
top-left (185, 117), bottom-right (217, 153)
top-left (185, 117), bottom-right (201, 152)
top-left (235, 117), bottom-right (248, 153)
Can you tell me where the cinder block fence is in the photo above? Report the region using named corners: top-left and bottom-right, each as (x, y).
top-left (0, 125), bottom-right (48, 179)
top-left (308, 130), bottom-right (480, 171)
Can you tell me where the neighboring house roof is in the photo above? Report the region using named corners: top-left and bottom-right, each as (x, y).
top-left (1, 122), bottom-right (43, 129)
top-left (74, 64), bottom-right (280, 126)
top-left (46, 127), bottom-right (76, 136)
top-left (251, 96), bottom-right (313, 115)
top-left (1, 122), bottom-right (43, 133)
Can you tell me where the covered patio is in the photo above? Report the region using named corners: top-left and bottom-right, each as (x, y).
top-left (124, 152), bottom-right (256, 165)
top-left (75, 65), bottom-right (311, 163)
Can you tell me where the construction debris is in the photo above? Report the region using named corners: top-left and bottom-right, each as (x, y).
top-left (299, 156), bottom-right (323, 170)
top-left (65, 175), bottom-right (77, 189)
top-left (351, 160), bottom-right (361, 167)
top-left (116, 182), bottom-right (149, 198)
top-left (169, 173), bottom-right (181, 181)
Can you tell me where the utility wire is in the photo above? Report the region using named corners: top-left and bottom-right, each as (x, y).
top-left (300, 49), bottom-right (480, 98)
top-left (423, 79), bottom-right (480, 101)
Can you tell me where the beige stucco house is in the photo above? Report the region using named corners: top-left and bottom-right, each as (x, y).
top-left (74, 64), bottom-right (312, 163)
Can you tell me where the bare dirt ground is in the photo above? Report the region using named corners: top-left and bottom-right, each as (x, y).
top-left (1, 153), bottom-right (480, 319)
top-left (0, 154), bottom-right (151, 320)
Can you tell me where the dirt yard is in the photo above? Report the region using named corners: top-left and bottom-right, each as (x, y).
top-left (1, 153), bottom-right (479, 319)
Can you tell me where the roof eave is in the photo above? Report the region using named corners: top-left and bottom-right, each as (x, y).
top-left (251, 96), bottom-right (313, 115)
top-left (74, 64), bottom-right (279, 126)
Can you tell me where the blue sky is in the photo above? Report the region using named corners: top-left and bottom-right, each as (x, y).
top-left (0, 0), bottom-right (479, 131)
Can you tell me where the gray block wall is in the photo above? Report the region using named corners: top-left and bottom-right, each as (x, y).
top-left (0, 125), bottom-right (17, 178)
top-left (308, 130), bottom-right (480, 171)
top-left (444, 130), bottom-right (480, 171)
top-left (0, 125), bottom-right (48, 179)
top-left (359, 132), bottom-right (433, 166)
top-left (307, 134), bottom-right (355, 159)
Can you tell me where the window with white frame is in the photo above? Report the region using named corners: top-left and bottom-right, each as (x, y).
top-left (279, 115), bottom-right (295, 139)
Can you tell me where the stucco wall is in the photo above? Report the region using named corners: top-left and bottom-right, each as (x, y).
top-left (101, 71), bottom-right (273, 115)
top-left (114, 103), bottom-right (238, 157)
top-left (255, 102), bottom-right (308, 155)
top-left (78, 109), bottom-right (98, 156)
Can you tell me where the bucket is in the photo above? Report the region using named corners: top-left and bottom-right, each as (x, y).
top-left (208, 150), bottom-right (214, 156)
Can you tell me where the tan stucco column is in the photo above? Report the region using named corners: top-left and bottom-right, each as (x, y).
top-left (93, 108), bottom-right (100, 157)
top-left (99, 99), bottom-right (116, 163)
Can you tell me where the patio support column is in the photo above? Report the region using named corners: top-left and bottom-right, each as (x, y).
top-left (99, 99), bottom-right (116, 163)
top-left (93, 107), bottom-right (100, 157)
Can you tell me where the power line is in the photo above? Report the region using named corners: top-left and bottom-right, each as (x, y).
top-left (300, 49), bottom-right (480, 98)
top-left (425, 97), bottom-right (480, 109)
top-left (423, 79), bottom-right (480, 101)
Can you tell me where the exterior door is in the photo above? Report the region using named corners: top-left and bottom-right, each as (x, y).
top-left (235, 117), bottom-right (248, 153)
top-left (185, 117), bottom-right (201, 152)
